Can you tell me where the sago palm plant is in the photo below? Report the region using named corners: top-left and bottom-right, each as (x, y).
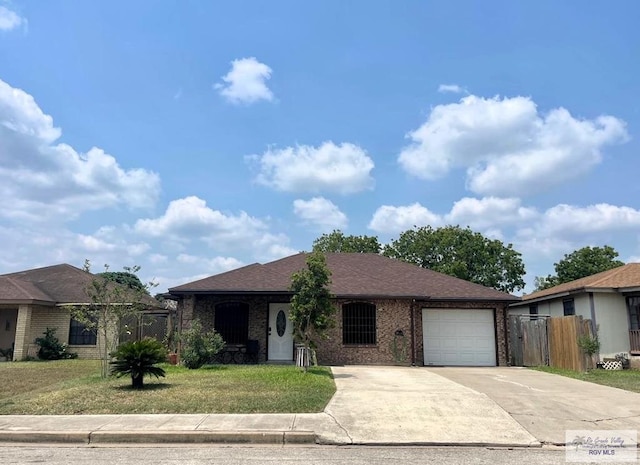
top-left (110, 338), bottom-right (167, 389)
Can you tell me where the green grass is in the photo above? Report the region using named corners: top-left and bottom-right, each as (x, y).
top-left (0, 360), bottom-right (336, 414)
top-left (532, 366), bottom-right (640, 393)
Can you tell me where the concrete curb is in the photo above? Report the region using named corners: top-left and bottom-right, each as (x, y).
top-left (0, 431), bottom-right (90, 444)
top-left (0, 430), bottom-right (317, 445)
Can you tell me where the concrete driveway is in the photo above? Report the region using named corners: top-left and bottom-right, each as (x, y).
top-left (429, 367), bottom-right (640, 445)
top-left (323, 366), bottom-right (538, 446)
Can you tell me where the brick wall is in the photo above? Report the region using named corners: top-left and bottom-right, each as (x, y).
top-left (184, 294), bottom-right (289, 363)
top-left (177, 293), bottom-right (509, 366)
top-left (13, 304), bottom-right (105, 360)
top-left (315, 298), bottom-right (413, 366)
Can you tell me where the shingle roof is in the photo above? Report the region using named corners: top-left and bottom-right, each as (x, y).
top-left (0, 264), bottom-right (94, 304)
top-left (0, 276), bottom-right (55, 303)
top-left (519, 263), bottom-right (640, 303)
top-left (0, 264), bottom-right (160, 307)
top-left (169, 253), bottom-right (518, 301)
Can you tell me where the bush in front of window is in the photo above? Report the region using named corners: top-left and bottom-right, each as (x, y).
top-left (180, 319), bottom-right (225, 369)
top-left (35, 327), bottom-right (78, 360)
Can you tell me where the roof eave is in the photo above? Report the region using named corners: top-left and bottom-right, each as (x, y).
top-left (516, 286), bottom-right (621, 305)
top-left (0, 299), bottom-right (55, 306)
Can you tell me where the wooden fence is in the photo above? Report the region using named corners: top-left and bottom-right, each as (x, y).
top-left (509, 315), bottom-right (595, 371)
top-left (548, 316), bottom-right (595, 371)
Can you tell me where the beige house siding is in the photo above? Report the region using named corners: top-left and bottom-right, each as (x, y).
top-left (510, 291), bottom-right (632, 358)
top-left (594, 293), bottom-right (631, 358)
top-left (12, 304), bottom-right (103, 360)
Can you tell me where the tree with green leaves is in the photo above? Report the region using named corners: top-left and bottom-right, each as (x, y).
top-left (71, 261), bottom-right (157, 378)
top-left (312, 230), bottom-right (382, 254)
top-left (534, 245), bottom-right (624, 291)
top-left (99, 271), bottom-right (149, 294)
top-left (384, 225), bottom-right (526, 293)
top-left (289, 252), bottom-right (335, 370)
top-left (110, 338), bottom-right (167, 389)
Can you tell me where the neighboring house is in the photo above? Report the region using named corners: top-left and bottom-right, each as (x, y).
top-left (509, 263), bottom-right (640, 359)
top-left (168, 253), bottom-right (519, 367)
top-left (0, 264), bottom-right (164, 361)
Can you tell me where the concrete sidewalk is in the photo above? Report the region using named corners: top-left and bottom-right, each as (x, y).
top-left (0, 366), bottom-right (541, 447)
top-left (0, 413), bottom-right (346, 445)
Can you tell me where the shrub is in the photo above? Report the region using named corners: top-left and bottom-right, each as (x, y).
top-left (577, 334), bottom-right (600, 357)
top-left (180, 319), bottom-right (225, 369)
top-left (35, 328), bottom-right (77, 360)
top-left (110, 338), bottom-right (167, 389)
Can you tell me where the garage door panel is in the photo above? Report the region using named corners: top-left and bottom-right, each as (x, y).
top-left (422, 308), bottom-right (496, 366)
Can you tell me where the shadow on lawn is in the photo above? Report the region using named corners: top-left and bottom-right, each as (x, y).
top-left (112, 383), bottom-right (173, 391)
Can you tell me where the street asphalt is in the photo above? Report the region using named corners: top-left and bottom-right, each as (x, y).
top-left (0, 365), bottom-right (636, 447)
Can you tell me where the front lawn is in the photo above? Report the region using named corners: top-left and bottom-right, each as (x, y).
top-left (533, 366), bottom-right (640, 393)
top-left (0, 360), bottom-right (336, 414)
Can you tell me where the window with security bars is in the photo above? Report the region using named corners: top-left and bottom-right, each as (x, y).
top-left (214, 302), bottom-right (249, 345)
top-left (68, 318), bottom-right (97, 345)
top-left (342, 302), bottom-right (376, 345)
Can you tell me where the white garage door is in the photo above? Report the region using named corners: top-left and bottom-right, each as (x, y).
top-left (422, 308), bottom-right (496, 366)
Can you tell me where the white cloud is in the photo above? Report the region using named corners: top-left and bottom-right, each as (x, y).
top-left (134, 196), bottom-right (265, 242)
top-left (293, 197), bottom-right (348, 231)
top-left (0, 79), bottom-right (160, 222)
top-left (438, 84), bottom-right (465, 94)
top-left (536, 203), bottom-right (640, 236)
top-left (368, 197), bottom-right (537, 235)
top-left (369, 203), bottom-right (442, 234)
top-left (214, 57), bottom-right (274, 104)
top-left (398, 95), bottom-right (628, 196)
top-left (0, 6), bottom-right (23, 31)
top-left (176, 253), bottom-right (244, 272)
top-left (447, 197), bottom-right (537, 229)
top-left (250, 141), bottom-right (375, 194)
top-left (134, 196), bottom-right (296, 260)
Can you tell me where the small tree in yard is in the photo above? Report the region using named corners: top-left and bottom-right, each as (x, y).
top-left (289, 252), bottom-right (335, 371)
top-left (71, 260), bottom-right (157, 379)
top-left (110, 338), bottom-right (166, 389)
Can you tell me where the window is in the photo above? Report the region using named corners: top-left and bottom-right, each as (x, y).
top-left (529, 304), bottom-right (538, 316)
top-left (342, 302), bottom-right (376, 345)
top-left (68, 318), bottom-right (97, 345)
top-left (628, 297), bottom-right (640, 331)
top-left (214, 302), bottom-right (249, 345)
top-left (563, 299), bottom-right (575, 316)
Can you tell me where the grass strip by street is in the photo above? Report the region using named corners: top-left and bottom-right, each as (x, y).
top-left (532, 366), bottom-right (640, 393)
top-left (0, 360), bottom-right (335, 414)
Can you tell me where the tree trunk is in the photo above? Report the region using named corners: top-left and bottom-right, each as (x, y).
top-left (132, 372), bottom-right (144, 389)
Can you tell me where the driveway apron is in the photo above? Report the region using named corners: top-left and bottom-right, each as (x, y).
top-left (325, 366), bottom-right (538, 446)
top-left (429, 367), bottom-right (640, 445)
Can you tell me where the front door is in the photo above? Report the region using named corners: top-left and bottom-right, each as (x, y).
top-left (268, 303), bottom-right (294, 361)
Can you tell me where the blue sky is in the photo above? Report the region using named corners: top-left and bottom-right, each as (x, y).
top-left (1, 1), bottom-right (639, 293)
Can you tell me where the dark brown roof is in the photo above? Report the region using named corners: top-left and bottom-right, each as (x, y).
top-left (517, 263), bottom-right (640, 303)
top-left (0, 276), bottom-right (55, 303)
top-left (0, 264), bottom-right (160, 307)
top-left (169, 253), bottom-right (518, 301)
top-left (0, 264), bottom-right (95, 304)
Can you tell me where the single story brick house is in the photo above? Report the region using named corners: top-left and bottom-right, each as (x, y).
top-left (509, 263), bottom-right (640, 359)
top-left (168, 253), bottom-right (519, 366)
top-left (0, 264), bottom-right (165, 361)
